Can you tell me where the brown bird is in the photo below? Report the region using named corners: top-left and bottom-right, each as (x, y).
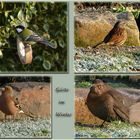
top-left (0, 86), bottom-right (23, 120)
top-left (93, 21), bottom-right (127, 48)
top-left (86, 79), bottom-right (140, 124)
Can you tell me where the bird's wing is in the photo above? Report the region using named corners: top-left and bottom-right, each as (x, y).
top-left (113, 104), bottom-right (129, 122)
top-left (26, 33), bottom-right (56, 49)
top-left (108, 92), bottom-right (129, 121)
top-left (104, 22), bottom-right (120, 43)
top-left (26, 33), bottom-right (44, 42)
top-left (105, 28), bottom-right (126, 45)
top-left (108, 29), bottom-right (124, 42)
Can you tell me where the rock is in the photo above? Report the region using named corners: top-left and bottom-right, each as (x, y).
top-left (129, 76), bottom-right (140, 82)
top-left (0, 82), bottom-right (50, 120)
top-left (129, 102), bottom-right (140, 123)
top-left (75, 11), bottom-right (140, 47)
top-left (75, 88), bottom-right (103, 125)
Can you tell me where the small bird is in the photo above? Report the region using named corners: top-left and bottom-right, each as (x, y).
top-left (86, 79), bottom-right (131, 124)
top-left (93, 21), bottom-right (127, 48)
top-left (0, 86), bottom-right (23, 120)
top-left (15, 25), bottom-right (56, 49)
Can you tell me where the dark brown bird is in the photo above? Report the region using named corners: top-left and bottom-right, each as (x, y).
top-left (93, 21), bottom-right (127, 48)
top-left (86, 79), bottom-right (140, 123)
top-left (0, 86), bottom-right (23, 120)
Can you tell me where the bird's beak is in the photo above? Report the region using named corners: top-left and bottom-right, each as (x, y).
top-left (19, 110), bottom-right (24, 114)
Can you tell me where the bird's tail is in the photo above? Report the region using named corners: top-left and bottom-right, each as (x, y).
top-left (92, 41), bottom-right (105, 48)
top-left (23, 112), bottom-right (36, 118)
top-left (39, 40), bottom-right (57, 49)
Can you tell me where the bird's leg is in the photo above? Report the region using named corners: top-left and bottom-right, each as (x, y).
top-left (12, 115), bottom-right (15, 121)
top-left (4, 114), bottom-right (7, 122)
top-left (10, 115), bottom-right (13, 121)
top-left (100, 120), bottom-right (106, 128)
top-left (12, 114), bottom-right (17, 121)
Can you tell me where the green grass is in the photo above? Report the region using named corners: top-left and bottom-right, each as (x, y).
top-left (75, 49), bottom-right (140, 72)
top-left (34, 129), bottom-right (49, 137)
top-left (75, 121), bottom-right (140, 138)
top-left (0, 118), bottom-right (51, 138)
top-left (76, 81), bottom-right (131, 88)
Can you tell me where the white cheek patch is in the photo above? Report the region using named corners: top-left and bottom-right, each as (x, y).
top-left (16, 28), bottom-right (23, 33)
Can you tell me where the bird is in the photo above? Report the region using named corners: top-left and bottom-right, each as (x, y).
top-left (15, 25), bottom-right (56, 49)
top-left (85, 79), bottom-right (140, 125)
top-left (93, 21), bottom-right (127, 48)
top-left (0, 86), bottom-right (24, 120)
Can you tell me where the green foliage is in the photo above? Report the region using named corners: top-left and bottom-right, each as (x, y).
top-left (0, 2), bottom-right (67, 72)
top-left (112, 4), bottom-right (140, 19)
top-left (75, 75), bottom-right (140, 89)
top-left (76, 81), bottom-right (91, 88)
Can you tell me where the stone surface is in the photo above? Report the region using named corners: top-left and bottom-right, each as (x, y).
top-left (75, 88), bottom-right (103, 125)
top-left (129, 102), bottom-right (140, 123)
top-left (129, 76), bottom-right (140, 82)
top-left (75, 11), bottom-right (140, 47)
top-left (0, 82), bottom-right (51, 119)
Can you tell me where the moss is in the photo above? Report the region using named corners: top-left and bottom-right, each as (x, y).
top-left (125, 36), bottom-right (140, 46)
